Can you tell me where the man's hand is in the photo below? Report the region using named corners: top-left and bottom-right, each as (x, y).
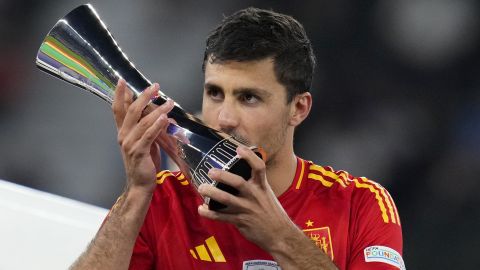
top-left (70, 80), bottom-right (174, 270)
top-left (113, 79), bottom-right (174, 194)
top-left (197, 146), bottom-right (338, 270)
top-left (197, 146), bottom-right (295, 251)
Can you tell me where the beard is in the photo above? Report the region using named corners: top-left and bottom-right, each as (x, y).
top-left (261, 118), bottom-right (288, 168)
top-left (230, 131), bottom-right (252, 146)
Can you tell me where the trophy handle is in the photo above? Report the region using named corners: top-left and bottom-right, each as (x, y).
top-left (35, 4), bottom-right (264, 210)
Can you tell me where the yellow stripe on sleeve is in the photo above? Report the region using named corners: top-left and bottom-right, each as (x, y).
top-left (386, 188), bottom-right (401, 225)
top-left (156, 170), bottom-right (169, 178)
top-left (156, 171), bottom-right (174, 185)
top-left (352, 178), bottom-right (389, 223)
top-left (393, 197), bottom-right (401, 225)
top-left (308, 173), bottom-right (334, 188)
top-left (360, 177), bottom-right (397, 224)
top-left (310, 165), bottom-right (347, 188)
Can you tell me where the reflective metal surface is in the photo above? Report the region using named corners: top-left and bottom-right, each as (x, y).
top-left (36, 4), bottom-right (260, 210)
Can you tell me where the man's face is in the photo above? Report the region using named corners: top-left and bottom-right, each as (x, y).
top-left (202, 58), bottom-right (293, 165)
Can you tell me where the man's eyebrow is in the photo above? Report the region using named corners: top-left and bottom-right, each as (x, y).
top-left (233, 87), bottom-right (272, 98)
top-left (204, 83), bottom-right (272, 98)
top-left (204, 82), bottom-right (223, 92)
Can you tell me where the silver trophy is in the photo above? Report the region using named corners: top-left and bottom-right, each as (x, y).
top-left (36, 4), bottom-right (263, 210)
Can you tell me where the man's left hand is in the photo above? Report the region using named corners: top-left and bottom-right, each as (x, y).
top-left (197, 145), bottom-right (297, 253)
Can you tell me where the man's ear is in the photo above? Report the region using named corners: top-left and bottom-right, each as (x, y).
top-left (289, 92), bottom-right (312, 127)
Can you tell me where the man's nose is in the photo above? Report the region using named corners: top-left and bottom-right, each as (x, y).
top-left (217, 103), bottom-right (239, 132)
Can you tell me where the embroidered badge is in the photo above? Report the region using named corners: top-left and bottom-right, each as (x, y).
top-left (242, 260), bottom-right (281, 270)
top-left (302, 224), bottom-right (334, 260)
top-left (364, 245), bottom-right (406, 270)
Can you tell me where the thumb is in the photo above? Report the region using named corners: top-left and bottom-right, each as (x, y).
top-left (236, 146), bottom-right (267, 186)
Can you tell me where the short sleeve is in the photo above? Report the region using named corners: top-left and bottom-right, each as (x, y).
top-left (347, 178), bottom-right (405, 270)
top-left (128, 170), bottom-right (189, 269)
top-left (129, 218), bottom-right (155, 270)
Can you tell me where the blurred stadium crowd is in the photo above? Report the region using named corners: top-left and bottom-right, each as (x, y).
top-left (0, 0), bottom-right (478, 268)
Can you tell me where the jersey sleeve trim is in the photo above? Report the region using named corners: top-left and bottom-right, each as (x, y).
top-left (360, 177), bottom-right (401, 225)
top-left (308, 164), bottom-right (349, 188)
top-left (176, 171), bottom-right (189, 186)
top-left (304, 164), bottom-right (401, 225)
top-left (351, 177), bottom-right (400, 225)
top-left (156, 170), bottom-right (189, 186)
top-left (156, 170), bottom-right (174, 184)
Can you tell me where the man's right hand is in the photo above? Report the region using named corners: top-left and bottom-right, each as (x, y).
top-left (112, 79), bottom-right (174, 194)
top-left (70, 80), bottom-right (174, 270)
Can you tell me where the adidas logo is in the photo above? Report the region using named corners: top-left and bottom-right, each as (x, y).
top-left (189, 236), bottom-right (226, 262)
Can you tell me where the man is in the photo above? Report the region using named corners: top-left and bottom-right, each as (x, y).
top-left (71, 7), bottom-right (404, 270)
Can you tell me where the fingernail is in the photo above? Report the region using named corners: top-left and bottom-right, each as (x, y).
top-left (208, 169), bottom-right (216, 177)
top-left (161, 99), bottom-right (172, 108)
top-left (168, 100), bottom-right (175, 109)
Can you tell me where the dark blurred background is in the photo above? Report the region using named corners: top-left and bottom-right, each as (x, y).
top-left (0, 0), bottom-right (479, 268)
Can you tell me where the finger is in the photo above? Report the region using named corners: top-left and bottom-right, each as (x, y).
top-left (236, 146), bottom-right (267, 184)
top-left (198, 183), bottom-right (243, 208)
top-left (122, 83), bottom-right (159, 132)
top-left (208, 168), bottom-right (248, 193)
top-left (112, 79), bottom-right (127, 129)
top-left (136, 113), bottom-right (170, 151)
top-left (123, 84), bottom-right (134, 114)
top-left (198, 204), bottom-right (236, 222)
top-left (126, 99), bottom-right (174, 144)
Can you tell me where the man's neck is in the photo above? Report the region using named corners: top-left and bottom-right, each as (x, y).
top-left (266, 147), bottom-right (297, 197)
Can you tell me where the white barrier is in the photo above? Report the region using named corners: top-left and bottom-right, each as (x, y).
top-left (0, 179), bottom-right (107, 270)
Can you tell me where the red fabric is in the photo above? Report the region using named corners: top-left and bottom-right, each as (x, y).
top-left (129, 158), bottom-right (404, 270)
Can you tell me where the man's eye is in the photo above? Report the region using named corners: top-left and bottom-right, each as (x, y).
top-left (207, 89), bottom-right (223, 101)
top-left (241, 94), bottom-right (259, 104)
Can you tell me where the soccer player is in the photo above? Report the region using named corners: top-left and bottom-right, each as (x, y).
top-left (71, 7), bottom-right (404, 270)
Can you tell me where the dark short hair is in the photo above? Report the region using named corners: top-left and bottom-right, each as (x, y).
top-left (202, 7), bottom-right (316, 103)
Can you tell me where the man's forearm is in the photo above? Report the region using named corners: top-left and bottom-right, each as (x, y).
top-left (270, 225), bottom-right (338, 270)
top-left (70, 187), bottom-right (152, 270)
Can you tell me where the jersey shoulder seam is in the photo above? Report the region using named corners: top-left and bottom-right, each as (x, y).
top-left (306, 163), bottom-right (350, 189)
top-left (156, 170), bottom-right (190, 187)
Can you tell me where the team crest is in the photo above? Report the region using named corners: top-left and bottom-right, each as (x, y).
top-left (302, 224), bottom-right (334, 260)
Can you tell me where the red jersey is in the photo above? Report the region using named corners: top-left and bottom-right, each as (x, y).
top-left (129, 157), bottom-right (405, 270)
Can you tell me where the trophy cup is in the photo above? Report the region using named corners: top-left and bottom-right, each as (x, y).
top-left (36, 4), bottom-right (264, 210)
